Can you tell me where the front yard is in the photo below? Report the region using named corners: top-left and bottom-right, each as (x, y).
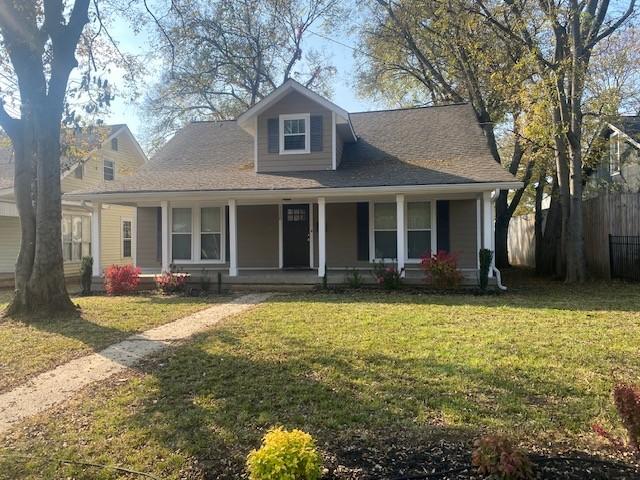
top-left (0, 292), bottom-right (224, 392)
top-left (2, 275), bottom-right (640, 478)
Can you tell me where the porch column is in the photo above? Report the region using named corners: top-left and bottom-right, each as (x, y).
top-left (396, 194), bottom-right (406, 276)
top-left (228, 199), bottom-right (238, 277)
top-left (482, 191), bottom-right (494, 277)
top-left (91, 201), bottom-right (102, 276)
top-left (318, 197), bottom-right (326, 277)
top-left (161, 201), bottom-right (169, 272)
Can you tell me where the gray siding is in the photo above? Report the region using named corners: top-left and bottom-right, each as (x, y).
top-left (238, 205), bottom-right (279, 268)
top-left (257, 91), bottom-right (333, 172)
top-left (136, 207), bottom-right (161, 269)
top-left (326, 203), bottom-right (370, 268)
top-left (449, 199), bottom-right (478, 268)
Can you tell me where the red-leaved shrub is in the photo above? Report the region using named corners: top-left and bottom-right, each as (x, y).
top-left (592, 382), bottom-right (640, 453)
top-left (421, 250), bottom-right (464, 288)
top-left (155, 272), bottom-right (190, 295)
top-left (472, 435), bottom-right (534, 480)
top-left (614, 383), bottom-right (640, 451)
top-left (104, 264), bottom-right (141, 295)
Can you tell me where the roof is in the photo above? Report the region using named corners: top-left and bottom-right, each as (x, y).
top-left (0, 124), bottom-right (137, 192)
top-left (70, 103), bottom-right (517, 196)
top-left (608, 116), bottom-right (640, 145)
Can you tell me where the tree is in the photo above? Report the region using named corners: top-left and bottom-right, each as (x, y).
top-left (473, 0), bottom-right (637, 282)
top-left (138, 0), bottom-right (343, 148)
top-left (357, 0), bottom-right (536, 268)
top-left (0, 1), bottom-right (92, 316)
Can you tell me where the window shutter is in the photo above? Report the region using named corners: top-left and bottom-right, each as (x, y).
top-left (436, 200), bottom-right (450, 253)
top-left (267, 119), bottom-right (279, 153)
top-left (310, 115), bottom-right (323, 152)
top-left (356, 202), bottom-right (369, 261)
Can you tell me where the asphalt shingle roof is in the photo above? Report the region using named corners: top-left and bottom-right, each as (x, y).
top-left (77, 105), bottom-right (516, 195)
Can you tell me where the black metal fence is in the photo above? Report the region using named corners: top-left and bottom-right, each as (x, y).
top-left (609, 235), bottom-right (640, 281)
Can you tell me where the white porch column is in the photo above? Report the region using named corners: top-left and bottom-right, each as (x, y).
top-left (91, 201), bottom-right (102, 276)
top-left (396, 194), bottom-right (406, 276)
top-left (482, 191), bottom-right (494, 277)
top-left (161, 201), bottom-right (169, 272)
top-left (228, 199), bottom-right (238, 277)
top-left (318, 197), bottom-right (326, 277)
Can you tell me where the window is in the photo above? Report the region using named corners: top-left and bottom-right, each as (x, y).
top-left (279, 114), bottom-right (310, 154)
top-left (407, 202), bottom-right (432, 259)
top-left (200, 207), bottom-right (222, 260)
top-left (122, 220), bottom-right (132, 258)
top-left (104, 159), bottom-right (115, 181)
top-left (74, 164), bottom-right (83, 179)
top-left (171, 208), bottom-right (192, 260)
top-left (287, 208), bottom-right (307, 222)
top-left (374, 203), bottom-right (397, 260)
top-left (111, 137), bottom-right (118, 151)
top-left (62, 214), bottom-right (91, 262)
top-left (610, 134), bottom-right (620, 174)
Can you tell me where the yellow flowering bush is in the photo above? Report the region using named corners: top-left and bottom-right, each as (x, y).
top-left (246, 427), bottom-right (322, 480)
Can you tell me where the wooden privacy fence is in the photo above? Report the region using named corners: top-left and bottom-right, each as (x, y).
top-left (509, 193), bottom-right (640, 278)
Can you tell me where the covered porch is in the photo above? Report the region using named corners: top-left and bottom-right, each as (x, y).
top-left (87, 186), bottom-right (498, 287)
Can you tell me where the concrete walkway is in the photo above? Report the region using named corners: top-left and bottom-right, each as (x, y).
top-left (0, 293), bottom-right (271, 433)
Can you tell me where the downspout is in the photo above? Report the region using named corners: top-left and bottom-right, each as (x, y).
top-left (490, 189), bottom-right (508, 291)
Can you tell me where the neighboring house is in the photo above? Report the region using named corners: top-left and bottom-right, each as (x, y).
top-left (67, 80), bottom-right (520, 285)
top-left (0, 125), bottom-right (146, 284)
top-left (588, 117), bottom-right (640, 193)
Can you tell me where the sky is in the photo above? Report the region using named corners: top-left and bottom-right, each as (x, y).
top-left (104, 15), bottom-right (383, 141)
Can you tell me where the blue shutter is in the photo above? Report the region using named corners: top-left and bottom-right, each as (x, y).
top-left (357, 202), bottom-right (369, 261)
top-left (267, 119), bottom-right (279, 153)
top-left (436, 200), bottom-right (450, 252)
top-left (310, 115), bottom-right (323, 152)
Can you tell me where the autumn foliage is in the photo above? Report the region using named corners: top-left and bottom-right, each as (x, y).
top-left (104, 264), bottom-right (141, 295)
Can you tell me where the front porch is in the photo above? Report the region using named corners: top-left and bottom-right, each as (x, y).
top-left (89, 189), bottom-right (497, 287)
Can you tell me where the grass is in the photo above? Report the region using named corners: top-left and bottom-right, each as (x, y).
top-left (1, 274), bottom-right (640, 479)
top-left (0, 292), bottom-right (227, 392)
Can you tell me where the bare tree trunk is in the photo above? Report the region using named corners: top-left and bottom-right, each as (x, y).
top-left (538, 173), bottom-right (563, 277)
top-left (534, 169), bottom-right (546, 274)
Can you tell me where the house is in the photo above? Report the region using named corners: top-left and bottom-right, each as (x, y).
top-left (0, 124), bottom-right (146, 285)
top-left (588, 117), bottom-right (640, 193)
top-left (66, 80), bottom-right (521, 286)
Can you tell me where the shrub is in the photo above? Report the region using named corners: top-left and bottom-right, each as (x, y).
top-left (372, 262), bottom-right (403, 290)
top-left (472, 435), bottom-right (534, 480)
top-left (614, 383), bottom-right (640, 451)
top-left (246, 427), bottom-right (322, 480)
top-left (80, 256), bottom-right (93, 295)
top-left (155, 272), bottom-right (190, 295)
top-left (421, 250), bottom-right (464, 288)
top-left (479, 248), bottom-right (494, 290)
top-left (104, 264), bottom-right (141, 295)
top-left (345, 268), bottom-right (363, 288)
top-left (200, 269), bottom-right (211, 293)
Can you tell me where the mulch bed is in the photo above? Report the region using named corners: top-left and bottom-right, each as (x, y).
top-left (323, 439), bottom-right (640, 480)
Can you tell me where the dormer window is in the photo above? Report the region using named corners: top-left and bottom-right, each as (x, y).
top-left (280, 113), bottom-right (310, 154)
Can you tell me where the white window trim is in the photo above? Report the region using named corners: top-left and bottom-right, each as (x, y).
top-left (169, 204), bottom-right (226, 264)
top-left (369, 200), bottom-right (437, 263)
top-left (369, 201), bottom-right (398, 262)
top-left (405, 201), bottom-right (437, 263)
top-left (103, 159), bottom-right (115, 181)
top-left (121, 218), bottom-right (133, 259)
top-left (279, 113), bottom-right (310, 155)
top-left (62, 212), bottom-right (92, 264)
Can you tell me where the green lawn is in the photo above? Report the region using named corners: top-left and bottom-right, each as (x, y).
top-left (0, 292), bottom-right (226, 392)
top-left (1, 276), bottom-right (640, 479)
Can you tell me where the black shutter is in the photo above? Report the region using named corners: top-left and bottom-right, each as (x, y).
top-left (436, 200), bottom-right (450, 253)
top-left (225, 205), bottom-right (230, 262)
top-left (310, 115), bottom-right (323, 151)
top-left (356, 202), bottom-right (369, 261)
top-left (156, 207), bottom-right (162, 262)
top-left (267, 119), bottom-right (279, 153)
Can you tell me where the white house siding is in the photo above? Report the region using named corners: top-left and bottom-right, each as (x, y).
top-left (0, 216), bottom-right (20, 273)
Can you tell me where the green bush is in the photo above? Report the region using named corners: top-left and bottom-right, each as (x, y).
top-left (246, 427), bottom-right (322, 480)
top-left (345, 268), bottom-right (363, 288)
top-left (80, 256), bottom-right (93, 295)
top-left (478, 248), bottom-right (493, 291)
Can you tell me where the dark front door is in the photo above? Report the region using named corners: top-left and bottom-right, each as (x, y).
top-left (283, 204), bottom-right (310, 269)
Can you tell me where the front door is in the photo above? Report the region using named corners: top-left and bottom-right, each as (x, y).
top-left (283, 204), bottom-right (310, 269)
